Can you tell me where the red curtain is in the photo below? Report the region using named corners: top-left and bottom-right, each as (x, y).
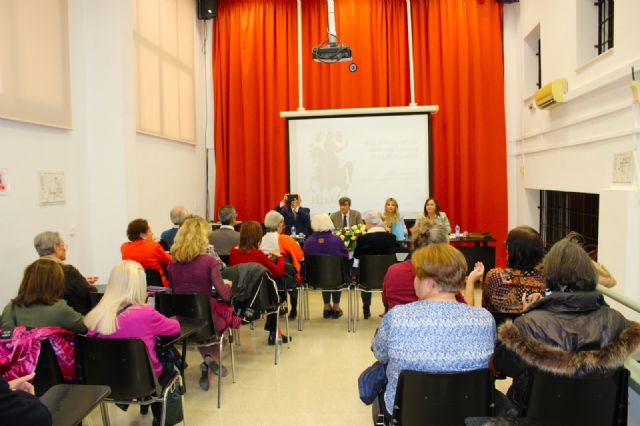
top-left (213, 0), bottom-right (507, 264)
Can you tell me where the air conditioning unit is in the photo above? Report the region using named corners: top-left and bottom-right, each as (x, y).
top-left (534, 79), bottom-right (568, 109)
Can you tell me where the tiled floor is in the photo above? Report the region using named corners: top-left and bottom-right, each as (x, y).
top-left (85, 290), bottom-right (510, 425)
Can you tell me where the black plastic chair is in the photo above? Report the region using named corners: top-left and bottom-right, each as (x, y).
top-left (302, 255), bottom-right (351, 331)
top-left (154, 293), bottom-right (235, 408)
top-left (218, 254), bottom-right (230, 266)
top-left (145, 268), bottom-right (164, 287)
top-left (389, 369), bottom-right (493, 426)
top-left (524, 368), bottom-right (629, 425)
top-left (88, 291), bottom-right (104, 308)
top-left (75, 335), bottom-right (183, 426)
top-left (33, 339), bottom-right (67, 396)
top-left (352, 254), bottom-right (397, 332)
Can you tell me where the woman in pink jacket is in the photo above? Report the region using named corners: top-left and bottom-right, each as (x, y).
top-left (84, 261), bottom-right (180, 378)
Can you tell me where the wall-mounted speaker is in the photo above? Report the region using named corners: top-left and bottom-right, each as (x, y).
top-left (197, 0), bottom-right (217, 20)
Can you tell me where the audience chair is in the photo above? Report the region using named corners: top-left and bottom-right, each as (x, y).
top-left (264, 273), bottom-right (291, 365)
top-left (145, 268), bottom-right (164, 287)
top-left (389, 369), bottom-right (493, 426)
top-left (218, 254), bottom-right (230, 265)
top-left (33, 339), bottom-right (67, 396)
top-left (524, 368), bottom-right (629, 426)
top-left (75, 335), bottom-right (184, 426)
top-left (40, 384), bottom-right (111, 426)
top-left (89, 291), bottom-right (104, 308)
top-left (154, 293), bottom-right (235, 408)
top-left (302, 255), bottom-right (351, 332)
top-left (352, 254), bottom-right (397, 332)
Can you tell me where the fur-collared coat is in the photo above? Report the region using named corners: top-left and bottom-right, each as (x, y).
top-left (493, 291), bottom-right (640, 412)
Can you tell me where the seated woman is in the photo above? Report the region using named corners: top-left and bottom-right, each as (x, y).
top-left (382, 221), bottom-right (483, 311)
top-left (416, 197), bottom-right (451, 234)
top-left (168, 215), bottom-right (236, 390)
top-left (481, 226), bottom-right (545, 325)
top-left (382, 197), bottom-right (407, 242)
top-left (566, 231), bottom-right (617, 288)
top-left (230, 221), bottom-right (288, 345)
top-left (84, 261), bottom-right (179, 379)
top-left (492, 239), bottom-right (640, 414)
top-left (353, 210), bottom-right (397, 319)
top-left (260, 210), bottom-right (304, 319)
top-left (121, 218), bottom-right (171, 287)
top-left (1, 259), bottom-right (87, 333)
top-left (372, 243), bottom-right (495, 421)
top-left (303, 213), bottom-right (350, 319)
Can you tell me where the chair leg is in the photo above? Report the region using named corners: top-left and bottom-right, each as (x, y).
top-left (274, 310), bottom-right (280, 365)
top-left (347, 286), bottom-right (352, 332)
top-left (354, 288), bottom-right (359, 332)
top-left (297, 286), bottom-right (304, 331)
top-left (284, 301), bottom-right (290, 349)
top-left (217, 337), bottom-right (223, 408)
top-left (99, 402), bottom-right (111, 426)
top-left (229, 329), bottom-right (236, 384)
top-left (304, 286), bottom-right (310, 320)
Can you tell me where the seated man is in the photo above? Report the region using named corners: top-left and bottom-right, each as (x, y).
top-left (0, 374), bottom-right (51, 426)
top-left (274, 193), bottom-right (311, 236)
top-left (34, 231), bottom-right (98, 315)
top-left (209, 204), bottom-right (240, 256)
top-left (160, 206), bottom-right (189, 249)
top-left (330, 196), bottom-right (363, 230)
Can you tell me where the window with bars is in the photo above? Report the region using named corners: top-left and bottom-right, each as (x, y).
top-left (539, 190), bottom-right (600, 259)
top-left (595, 0), bottom-right (614, 54)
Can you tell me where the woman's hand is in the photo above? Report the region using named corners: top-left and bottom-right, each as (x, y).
top-left (223, 279), bottom-right (233, 287)
top-left (468, 262), bottom-right (485, 283)
top-left (521, 292), bottom-right (543, 311)
top-left (9, 373), bottom-right (35, 395)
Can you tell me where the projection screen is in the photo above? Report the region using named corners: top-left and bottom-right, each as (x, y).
top-left (282, 107), bottom-right (437, 218)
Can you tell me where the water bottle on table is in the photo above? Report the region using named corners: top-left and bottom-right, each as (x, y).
top-left (455, 224), bottom-right (461, 239)
top-left (291, 225), bottom-right (296, 237)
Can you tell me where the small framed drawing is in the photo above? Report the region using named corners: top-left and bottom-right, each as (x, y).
top-left (38, 170), bottom-right (66, 204)
top-left (613, 152), bottom-right (634, 184)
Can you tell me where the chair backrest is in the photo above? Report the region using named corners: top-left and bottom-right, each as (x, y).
top-left (392, 369), bottom-right (493, 426)
top-left (88, 292), bottom-right (104, 308)
top-left (75, 335), bottom-right (160, 400)
top-left (219, 254), bottom-right (230, 265)
top-left (358, 254), bottom-right (397, 290)
top-left (154, 293), bottom-right (217, 341)
top-left (34, 339), bottom-right (66, 396)
top-left (525, 368), bottom-right (629, 425)
top-left (144, 268), bottom-right (164, 287)
top-left (304, 255), bottom-right (345, 290)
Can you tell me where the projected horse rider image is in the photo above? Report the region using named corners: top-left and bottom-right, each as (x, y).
top-left (310, 131), bottom-right (353, 204)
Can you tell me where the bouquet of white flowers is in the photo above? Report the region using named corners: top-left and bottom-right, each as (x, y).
top-left (334, 223), bottom-right (367, 251)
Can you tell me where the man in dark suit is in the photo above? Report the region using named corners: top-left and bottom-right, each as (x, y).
top-left (329, 196), bottom-right (363, 230)
top-left (209, 204), bottom-right (240, 256)
top-left (274, 193), bottom-right (311, 235)
top-left (354, 210), bottom-right (396, 319)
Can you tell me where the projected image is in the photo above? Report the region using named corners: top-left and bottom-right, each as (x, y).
top-left (310, 131), bottom-right (354, 204)
top-left (288, 113), bottom-right (430, 216)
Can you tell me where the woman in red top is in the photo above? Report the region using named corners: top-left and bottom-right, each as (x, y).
top-left (230, 221), bottom-right (288, 345)
top-left (120, 218), bottom-right (171, 287)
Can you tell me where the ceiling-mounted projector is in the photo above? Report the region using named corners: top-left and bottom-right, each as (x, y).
top-left (312, 0), bottom-right (352, 64)
top-left (312, 42), bottom-right (352, 63)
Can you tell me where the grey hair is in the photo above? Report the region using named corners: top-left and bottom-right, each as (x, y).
top-left (362, 209), bottom-right (383, 227)
top-left (311, 213), bottom-right (334, 232)
top-left (411, 221), bottom-right (449, 249)
top-left (218, 204), bottom-right (237, 225)
top-left (34, 231), bottom-right (63, 256)
top-left (264, 210), bottom-right (285, 232)
top-left (170, 206), bottom-right (189, 226)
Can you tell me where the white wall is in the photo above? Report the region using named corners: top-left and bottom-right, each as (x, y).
top-left (0, 1), bottom-right (212, 308)
top-left (505, 1), bottom-right (640, 421)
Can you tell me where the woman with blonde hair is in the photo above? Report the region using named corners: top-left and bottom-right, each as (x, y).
top-left (168, 215), bottom-right (236, 390)
top-left (382, 197), bottom-right (407, 241)
top-left (84, 261), bottom-right (179, 378)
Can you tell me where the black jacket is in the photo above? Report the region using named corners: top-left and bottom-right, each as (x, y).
top-left (0, 377), bottom-right (51, 426)
top-left (353, 230), bottom-right (396, 259)
top-left (493, 291), bottom-right (640, 411)
top-left (62, 264), bottom-right (97, 315)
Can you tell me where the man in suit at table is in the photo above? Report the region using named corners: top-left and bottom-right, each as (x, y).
top-left (330, 196), bottom-right (363, 230)
top-left (209, 204), bottom-right (240, 256)
top-left (274, 193), bottom-right (311, 235)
